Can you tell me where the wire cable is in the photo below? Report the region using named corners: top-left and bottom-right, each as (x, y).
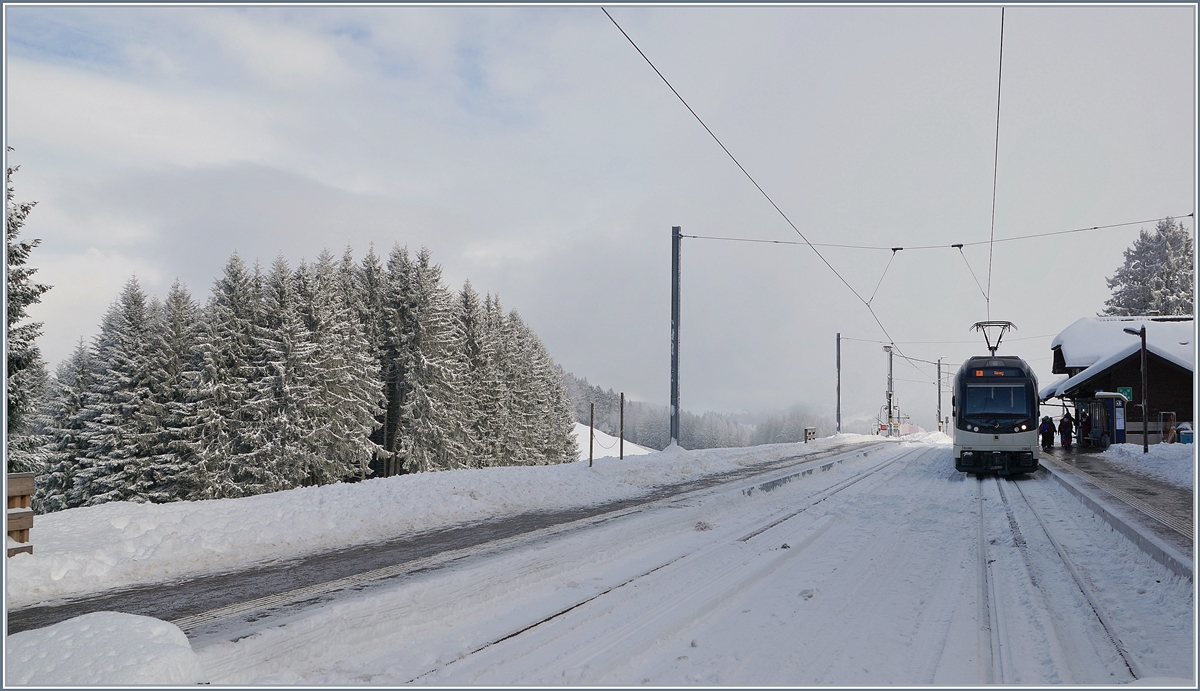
top-left (956, 245), bottom-right (989, 305)
top-left (867, 248), bottom-right (901, 306)
top-left (680, 213), bottom-right (1194, 251)
top-left (601, 7), bottom-right (897, 346)
top-left (986, 7), bottom-right (1006, 320)
top-left (841, 333), bottom-right (1055, 346)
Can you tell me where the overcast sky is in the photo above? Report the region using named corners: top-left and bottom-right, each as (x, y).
top-left (5, 4), bottom-right (1195, 432)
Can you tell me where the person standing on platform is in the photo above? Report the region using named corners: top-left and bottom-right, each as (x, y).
top-left (1059, 413), bottom-right (1074, 450)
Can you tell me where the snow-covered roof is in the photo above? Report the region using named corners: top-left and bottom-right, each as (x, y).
top-left (1051, 317), bottom-right (1195, 371)
top-left (1038, 374), bottom-right (1070, 401)
top-left (1046, 340), bottom-right (1195, 398)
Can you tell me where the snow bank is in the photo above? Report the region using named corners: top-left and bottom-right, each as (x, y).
top-left (1100, 443), bottom-right (1195, 489)
top-left (6, 435), bottom-right (873, 607)
top-left (4, 612), bottom-right (204, 685)
top-left (899, 430), bottom-right (952, 445)
top-left (572, 422), bottom-right (653, 461)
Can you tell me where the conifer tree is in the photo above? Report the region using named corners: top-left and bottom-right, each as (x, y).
top-left (453, 281), bottom-right (488, 467)
top-left (1102, 217), bottom-right (1195, 316)
top-left (295, 251), bottom-right (383, 482)
top-left (32, 341), bottom-right (94, 512)
top-left (134, 281), bottom-right (205, 502)
top-left (192, 255), bottom-right (274, 499)
top-left (382, 246), bottom-right (466, 473)
top-left (504, 312), bottom-right (576, 464)
top-left (77, 279), bottom-right (157, 505)
top-left (6, 155), bottom-right (52, 471)
top-left (248, 256), bottom-right (318, 489)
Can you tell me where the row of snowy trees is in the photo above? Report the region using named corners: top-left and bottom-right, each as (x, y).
top-left (28, 246), bottom-right (576, 512)
top-left (562, 374), bottom-right (752, 450)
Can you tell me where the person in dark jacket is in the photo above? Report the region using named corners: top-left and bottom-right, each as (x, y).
top-left (1058, 413), bottom-right (1074, 450)
top-left (1039, 416), bottom-right (1055, 451)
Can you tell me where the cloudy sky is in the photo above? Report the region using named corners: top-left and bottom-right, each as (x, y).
top-left (5, 4), bottom-right (1195, 432)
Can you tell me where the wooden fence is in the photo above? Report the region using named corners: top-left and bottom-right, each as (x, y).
top-left (7, 472), bottom-right (34, 557)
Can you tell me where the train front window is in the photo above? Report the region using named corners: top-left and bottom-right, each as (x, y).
top-left (963, 384), bottom-right (1030, 418)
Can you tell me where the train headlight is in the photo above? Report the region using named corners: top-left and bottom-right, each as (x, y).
top-left (972, 426), bottom-right (980, 432)
top-left (1021, 424), bottom-right (1028, 431)
top-left (1014, 426), bottom-right (1021, 432)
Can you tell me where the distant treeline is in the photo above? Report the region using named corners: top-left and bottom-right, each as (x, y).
top-left (561, 373), bottom-right (833, 450)
top-left (20, 246), bottom-right (576, 513)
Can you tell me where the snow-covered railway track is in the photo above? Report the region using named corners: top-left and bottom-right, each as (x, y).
top-left (976, 474), bottom-right (1139, 684)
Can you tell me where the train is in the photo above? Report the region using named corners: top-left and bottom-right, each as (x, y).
top-left (952, 353), bottom-right (1041, 476)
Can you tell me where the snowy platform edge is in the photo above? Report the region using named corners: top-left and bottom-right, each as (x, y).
top-left (1042, 463), bottom-right (1192, 582)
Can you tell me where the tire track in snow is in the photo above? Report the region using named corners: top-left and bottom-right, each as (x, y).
top-left (406, 446), bottom-right (921, 685)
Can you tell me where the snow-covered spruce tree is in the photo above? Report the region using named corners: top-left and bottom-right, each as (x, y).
top-left (32, 341), bottom-right (94, 512)
top-left (490, 300), bottom-right (527, 466)
top-left (6, 156), bottom-right (52, 472)
top-left (512, 315), bottom-right (576, 464)
top-left (1102, 217), bottom-right (1195, 316)
top-left (474, 293), bottom-right (513, 466)
top-left (133, 282), bottom-right (205, 502)
top-left (294, 251), bottom-right (383, 483)
top-left (381, 246), bottom-right (467, 473)
top-left (349, 245), bottom-right (391, 471)
top-left (453, 281), bottom-right (489, 467)
top-left (191, 254), bottom-right (276, 499)
top-left (496, 311), bottom-right (575, 465)
top-left (75, 278), bottom-right (158, 505)
top-left (245, 256), bottom-right (319, 490)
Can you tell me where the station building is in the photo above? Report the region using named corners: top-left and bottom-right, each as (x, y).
top-left (1039, 316), bottom-right (1194, 447)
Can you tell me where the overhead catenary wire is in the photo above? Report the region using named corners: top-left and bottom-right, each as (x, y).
top-left (600, 7), bottom-right (899, 349)
top-left (841, 333), bottom-right (1056, 346)
top-left (678, 213), bottom-right (1195, 251)
top-left (956, 244), bottom-right (990, 305)
top-left (985, 7), bottom-right (1006, 321)
top-left (867, 248), bottom-right (901, 306)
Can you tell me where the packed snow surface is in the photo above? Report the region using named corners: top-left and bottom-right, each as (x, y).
top-left (1101, 442), bottom-right (1195, 489)
top-left (5, 433), bottom-right (871, 607)
top-left (572, 422), bottom-right (653, 461)
top-left (4, 612), bottom-right (205, 685)
top-left (5, 434), bottom-right (1192, 686)
top-left (191, 439), bottom-right (1190, 685)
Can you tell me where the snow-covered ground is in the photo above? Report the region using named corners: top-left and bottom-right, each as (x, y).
top-left (6, 434), bottom-right (1192, 686)
top-left (1101, 442), bottom-right (1194, 489)
top-left (571, 422), bottom-right (653, 461)
top-left (5, 612), bottom-right (205, 685)
top-left (5, 433), bottom-right (866, 608)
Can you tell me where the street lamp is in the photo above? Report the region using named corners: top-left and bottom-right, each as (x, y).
top-left (1123, 325), bottom-right (1148, 454)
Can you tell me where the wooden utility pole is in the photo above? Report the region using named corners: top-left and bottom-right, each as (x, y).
top-left (589, 403), bottom-right (595, 467)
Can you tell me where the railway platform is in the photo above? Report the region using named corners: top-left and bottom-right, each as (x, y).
top-left (1039, 445), bottom-right (1193, 579)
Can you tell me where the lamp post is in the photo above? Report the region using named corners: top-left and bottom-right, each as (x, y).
top-left (1123, 325), bottom-right (1148, 454)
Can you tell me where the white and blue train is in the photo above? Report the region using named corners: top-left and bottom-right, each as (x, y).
top-left (952, 352), bottom-right (1041, 477)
